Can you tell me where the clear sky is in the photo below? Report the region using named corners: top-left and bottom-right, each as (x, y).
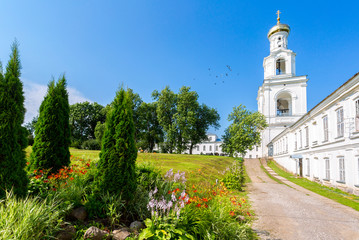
top-left (0, 1), bottom-right (358, 137)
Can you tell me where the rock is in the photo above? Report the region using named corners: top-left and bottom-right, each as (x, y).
top-left (129, 221), bottom-right (145, 231)
top-left (83, 226), bottom-right (110, 240)
top-left (70, 206), bottom-right (87, 221)
top-left (56, 225), bottom-right (76, 240)
top-left (112, 229), bottom-right (131, 240)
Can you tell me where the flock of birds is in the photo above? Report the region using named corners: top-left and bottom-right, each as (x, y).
top-left (192, 65), bottom-right (240, 86)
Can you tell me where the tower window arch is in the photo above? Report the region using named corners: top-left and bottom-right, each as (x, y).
top-left (276, 92), bottom-right (292, 116)
top-left (276, 58), bottom-right (286, 75)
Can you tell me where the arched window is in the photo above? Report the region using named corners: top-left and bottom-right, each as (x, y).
top-left (276, 92), bottom-right (292, 116)
top-left (276, 58), bottom-right (286, 75)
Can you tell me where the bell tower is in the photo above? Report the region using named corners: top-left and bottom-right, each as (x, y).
top-left (257, 11), bottom-right (308, 157)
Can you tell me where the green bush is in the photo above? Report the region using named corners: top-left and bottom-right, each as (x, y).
top-left (95, 87), bottom-right (137, 201)
top-left (81, 139), bottom-right (101, 150)
top-left (0, 42), bottom-right (29, 198)
top-left (222, 158), bottom-right (245, 191)
top-left (30, 76), bottom-right (71, 174)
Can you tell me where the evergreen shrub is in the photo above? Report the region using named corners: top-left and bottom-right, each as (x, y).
top-left (95, 87), bottom-right (137, 201)
top-left (0, 42), bottom-right (29, 198)
top-left (30, 76), bottom-right (71, 173)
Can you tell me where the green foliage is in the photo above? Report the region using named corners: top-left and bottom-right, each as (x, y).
top-left (94, 121), bottom-right (106, 145)
top-left (222, 158), bottom-right (245, 191)
top-left (70, 102), bottom-right (106, 144)
top-left (30, 76), bottom-right (71, 173)
top-left (0, 42), bottom-right (29, 198)
top-left (0, 191), bottom-right (68, 240)
top-left (222, 105), bottom-right (267, 156)
top-left (152, 86), bottom-right (220, 154)
top-left (82, 139), bottom-right (101, 150)
top-left (137, 102), bottom-right (164, 152)
top-left (95, 87), bottom-right (137, 201)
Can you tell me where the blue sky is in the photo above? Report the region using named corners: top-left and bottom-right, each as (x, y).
top-left (0, 1), bottom-right (358, 137)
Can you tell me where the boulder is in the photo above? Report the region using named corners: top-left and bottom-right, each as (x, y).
top-left (112, 229), bottom-right (131, 240)
top-left (70, 206), bottom-right (88, 221)
top-left (83, 226), bottom-right (110, 240)
top-left (56, 225), bottom-right (76, 240)
top-left (129, 221), bottom-right (145, 231)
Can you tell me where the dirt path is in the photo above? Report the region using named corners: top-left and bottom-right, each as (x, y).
top-left (245, 158), bottom-right (359, 240)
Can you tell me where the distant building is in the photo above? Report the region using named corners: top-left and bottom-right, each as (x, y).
top-left (183, 133), bottom-right (225, 155)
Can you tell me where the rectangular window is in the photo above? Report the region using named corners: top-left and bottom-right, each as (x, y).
top-left (209, 145), bottom-right (212, 151)
top-left (299, 130), bottom-right (302, 149)
top-left (305, 126), bottom-right (309, 147)
top-left (337, 108), bottom-right (344, 137)
top-left (325, 158), bottom-right (330, 180)
top-left (203, 146), bottom-right (206, 151)
top-left (295, 133), bottom-right (297, 150)
top-left (249, 155), bottom-right (252, 158)
top-left (339, 157), bottom-right (345, 182)
top-left (286, 137), bottom-right (288, 153)
top-left (356, 100), bottom-right (359, 131)
top-left (307, 158), bottom-right (310, 176)
top-left (256, 146), bottom-right (258, 151)
top-left (323, 116), bottom-right (328, 142)
top-left (216, 146), bottom-right (218, 151)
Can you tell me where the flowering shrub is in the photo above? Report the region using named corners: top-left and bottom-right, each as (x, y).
top-left (221, 157), bottom-right (245, 191)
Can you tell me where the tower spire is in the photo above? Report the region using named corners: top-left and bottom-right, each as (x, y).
top-left (276, 10), bottom-right (281, 24)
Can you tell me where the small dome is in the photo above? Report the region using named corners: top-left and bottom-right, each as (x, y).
top-left (267, 23), bottom-right (290, 38)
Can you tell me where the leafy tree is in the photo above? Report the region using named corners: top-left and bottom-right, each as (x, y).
top-left (152, 86), bottom-right (177, 153)
top-left (95, 87), bottom-right (137, 200)
top-left (0, 42), bottom-right (28, 198)
top-left (30, 76), bottom-right (71, 173)
top-left (127, 88), bottom-right (143, 143)
top-left (188, 104), bottom-right (220, 154)
top-left (137, 102), bottom-right (163, 152)
top-left (69, 102), bottom-right (106, 144)
top-left (24, 116), bottom-right (38, 136)
top-left (222, 105), bottom-right (267, 157)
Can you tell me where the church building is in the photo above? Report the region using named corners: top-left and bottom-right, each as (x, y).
top-left (251, 12), bottom-right (359, 195)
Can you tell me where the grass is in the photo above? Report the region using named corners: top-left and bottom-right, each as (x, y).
top-left (268, 160), bottom-right (359, 211)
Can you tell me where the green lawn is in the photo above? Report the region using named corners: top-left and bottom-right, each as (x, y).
top-left (26, 146), bottom-right (233, 185)
top-left (268, 160), bottom-right (359, 211)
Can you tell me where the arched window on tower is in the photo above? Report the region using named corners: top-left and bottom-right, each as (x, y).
top-left (276, 92), bottom-right (292, 116)
top-left (276, 58), bottom-right (286, 75)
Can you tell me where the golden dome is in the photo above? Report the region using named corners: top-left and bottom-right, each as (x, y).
top-left (267, 23), bottom-right (290, 38)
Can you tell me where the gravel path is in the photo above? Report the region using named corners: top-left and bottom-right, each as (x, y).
top-left (245, 158), bottom-right (359, 240)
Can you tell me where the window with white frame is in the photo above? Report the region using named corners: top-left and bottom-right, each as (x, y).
top-left (336, 108), bottom-right (344, 137)
top-left (306, 158), bottom-right (310, 176)
top-left (325, 158), bottom-right (330, 180)
top-left (249, 155), bottom-right (252, 158)
top-left (323, 115), bottom-right (328, 141)
top-left (209, 145), bottom-right (212, 151)
top-left (295, 133), bottom-right (297, 150)
top-left (286, 136), bottom-right (288, 153)
top-left (305, 126), bottom-right (309, 147)
top-left (339, 157), bottom-right (345, 182)
top-left (203, 146), bottom-right (206, 151)
top-left (356, 100), bottom-right (359, 131)
top-left (299, 130), bottom-right (302, 149)
top-left (256, 146), bottom-right (258, 151)
top-left (197, 146), bottom-right (199, 151)
top-left (216, 146), bottom-right (218, 151)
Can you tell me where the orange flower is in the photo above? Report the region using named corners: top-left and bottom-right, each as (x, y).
top-left (35, 175), bottom-right (41, 179)
top-left (196, 204), bottom-right (201, 208)
top-left (202, 198), bottom-right (208, 202)
top-left (26, 162), bottom-right (29, 165)
top-left (168, 191), bottom-right (172, 194)
top-left (70, 177), bottom-right (74, 181)
top-left (204, 204), bottom-right (208, 208)
top-left (194, 190), bottom-right (197, 193)
top-left (246, 211), bottom-right (251, 216)
top-left (43, 180), bottom-right (49, 183)
top-left (230, 211), bottom-right (235, 216)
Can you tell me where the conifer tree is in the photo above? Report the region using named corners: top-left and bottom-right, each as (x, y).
top-left (30, 76), bottom-right (71, 173)
top-left (95, 87), bottom-right (137, 200)
top-left (0, 42), bottom-right (28, 198)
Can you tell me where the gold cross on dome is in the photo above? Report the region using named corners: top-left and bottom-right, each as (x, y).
top-left (276, 10), bottom-right (281, 23)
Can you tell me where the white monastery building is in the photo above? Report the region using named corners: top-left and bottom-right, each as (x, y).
top-left (184, 133), bottom-right (225, 155)
top-left (248, 13), bottom-right (359, 195)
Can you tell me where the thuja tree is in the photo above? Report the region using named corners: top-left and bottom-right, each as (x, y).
top-left (95, 87), bottom-right (137, 200)
top-left (30, 76), bottom-right (71, 173)
top-left (0, 42), bottom-right (29, 198)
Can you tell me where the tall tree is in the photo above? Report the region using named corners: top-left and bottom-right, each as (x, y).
top-left (69, 102), bottom-right (106, 143)
top-left (188, 104), bottom-right (220, 154)
top-left (95, 87), bottom-right (137, 200)
top-left (30, 76), bottom-right (71, 173)
top-left (222, 105), bottom-right (267, 157)
top-left (127, 88), bottom-right (143, 143)
top-left (137, 102), bottom-right (163, 152)
top-left (0, 42), bottom-right (28, 198)
top-left (152, 86), bottom-right (177, 153)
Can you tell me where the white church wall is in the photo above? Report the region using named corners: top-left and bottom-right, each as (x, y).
top-left (271, 73), bottom-right (359, 195)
